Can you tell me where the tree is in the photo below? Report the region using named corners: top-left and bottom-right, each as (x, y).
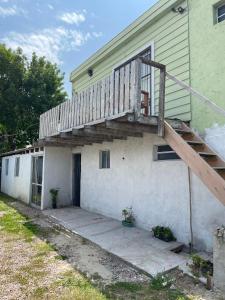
top-left (0, 45), bottom-right (26, 151)
top-left (0, 44), bottom-right (67, 152)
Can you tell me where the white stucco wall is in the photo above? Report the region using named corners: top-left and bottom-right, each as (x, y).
top-left (204, 124), bottom-right (225, 161)
top-left (191, 173), bottom-right (225, 251)
top-left (1, 153), bottom-right (33, 204)
top-left (77, 133), bottom-right (225, 252)
top-left (42, 147), bottom-right (73, 209)
top-left (1, 132), bottom-right (224, 252)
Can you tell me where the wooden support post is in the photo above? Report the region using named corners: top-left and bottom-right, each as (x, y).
top-left (134, 58), bottom-right (142, 120)
top-left (158, 67), bottom-right (166, 137)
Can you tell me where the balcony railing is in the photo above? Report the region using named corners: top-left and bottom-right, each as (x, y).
top-left (39, 58), bottom-right (166, 139)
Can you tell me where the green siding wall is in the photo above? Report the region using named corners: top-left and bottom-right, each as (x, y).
top-left (71, 0), bottom-right (191, 121)
top-left (189, 0), bottom-right (225, 132)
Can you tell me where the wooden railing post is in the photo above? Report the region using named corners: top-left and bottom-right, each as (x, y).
top-left (134, 57), bottom-right (142, 119)
top-left (158, 66), bottom-right (166, 137)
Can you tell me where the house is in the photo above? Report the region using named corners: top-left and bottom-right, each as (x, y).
top-left (1, 0), bottom-right (225, 253)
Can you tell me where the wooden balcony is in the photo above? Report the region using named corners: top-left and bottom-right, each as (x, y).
top-left (39, 58), bottom-right (167, 142)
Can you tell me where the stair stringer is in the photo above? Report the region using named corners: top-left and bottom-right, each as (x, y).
top-left (164, 121), bottom-right (225, 205)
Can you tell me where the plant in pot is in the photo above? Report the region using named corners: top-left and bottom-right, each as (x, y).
top-left (50, 188), bottom-right (59, 209)
top-left (122, 207), bottom-right (135, 227)
top-left (152, 226), bottom-right (176, 242)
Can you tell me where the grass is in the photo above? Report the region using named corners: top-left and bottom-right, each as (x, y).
top-left (0, 193), bottom-right (106, 300)
top-left (104, 277), bottom-right (189, 300)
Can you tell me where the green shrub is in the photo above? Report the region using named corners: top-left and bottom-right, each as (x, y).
top-left (191, 254), bottom-right (213, 277)
top-left (191, 254), bottom-right (203, 268)
top-left (150, 274), bottom-right (174, 290)
top-left (122, 207), bottom-right (135, 224)
top-left (49, 189), bottom-right (59, 209)
top-left (152, 226), bottom-right (176, 242)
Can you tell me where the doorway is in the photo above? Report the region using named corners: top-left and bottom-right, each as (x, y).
top-left (73, 153), bottom-right (81, 207)
top-left (31, 156), bottom-right (43, 207)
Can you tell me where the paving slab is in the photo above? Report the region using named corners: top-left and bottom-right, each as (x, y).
top-left (43, 207), bottom-right (188, 276)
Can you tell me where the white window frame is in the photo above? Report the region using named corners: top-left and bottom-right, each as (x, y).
top-left (30, 155), bottom-right (43, 208)
top-left (99, 150), bottom-right (110, 169)
top-left (14, 157), bottom-right (20, 177)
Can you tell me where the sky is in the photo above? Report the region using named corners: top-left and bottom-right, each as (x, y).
top-left (0, 0), bottom-right (157, 97)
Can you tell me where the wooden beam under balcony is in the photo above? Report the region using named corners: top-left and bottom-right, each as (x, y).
top-left (47, 136), bottom-right (114, 145)
top-left (71, 129), bottom-right (128, 140)
top-left (82, 126), bottom-right (143, 138)
top-left (104, 120), bottom-right (158, 134)
top-left (59, 132), bottom-right (119, 142)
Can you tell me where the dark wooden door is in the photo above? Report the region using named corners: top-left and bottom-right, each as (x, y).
top-left (73, 154), bottom-right (81, 207)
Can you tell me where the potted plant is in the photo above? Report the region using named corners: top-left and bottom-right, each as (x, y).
top-left (152, 226), bottom-right (176, 242)
top-left (50, 188), bottom-right (59, 209)
top-left (122, 207), bottom-right (135, 227)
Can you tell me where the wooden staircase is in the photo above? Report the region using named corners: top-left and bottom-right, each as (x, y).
top-left (164, 121), bottom-right (225, 205)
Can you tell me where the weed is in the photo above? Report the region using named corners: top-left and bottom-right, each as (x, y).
top-left (32, 286), bottom-right (49, 298)
top-left (150, 274), bottom-right (174, 290)
top-left (13, 273), bottom-right (29, 285)
top-left (55, 254), bottom-right (68, 260)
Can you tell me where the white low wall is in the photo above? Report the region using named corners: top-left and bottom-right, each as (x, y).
top-left (1, 154), bottom-right (33, 204)
top-left (78, 133), bottom-right (225, 252)
top-left (42, 147), bottom-right (73, 209)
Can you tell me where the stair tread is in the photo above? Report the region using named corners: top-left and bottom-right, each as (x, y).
top-left (165, 121), bottom-right (225, 205)
top-left (166, 242), bottom-right (184, 253)
top-left (175, 129), bottom-right (192, 133)
top-left (186, 140), bottom-right (204, 145)
top-left (198, 152), bottom-right (216, 156)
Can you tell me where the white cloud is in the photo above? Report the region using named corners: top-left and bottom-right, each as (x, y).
top-left (48, 4), bottom-right (54, 10)
top-left (1, 27), bottom-right (101, 64)
top-left (92, 32), bottom-right (103, 38)
top-left (0, 5), bottom-right (26, 17)
top-left (59, 11), bottom-right (86, 25)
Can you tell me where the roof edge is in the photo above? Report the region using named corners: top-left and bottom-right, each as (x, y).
top-left (70, 0), bottom-right (182, 82)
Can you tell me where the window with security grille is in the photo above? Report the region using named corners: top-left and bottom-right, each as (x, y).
top-left (217, 3), bottom-right (225, 23)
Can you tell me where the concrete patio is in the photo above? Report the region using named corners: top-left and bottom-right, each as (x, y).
top-left (43, 207), bottom-right (188, 276)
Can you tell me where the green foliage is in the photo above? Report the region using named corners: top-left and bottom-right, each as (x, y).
top-left (152, 226), bottom-right (176, 242)
top-left (0, 44), bottom-right (67, 152)
top-left (122, 207), bottom-right (135, 224)
top-left (190, 254), bottom-right (213, 277)
top-left (150, 274), bottom-right (174, 290)
top-left (107, 281), bottom-right (142, 293)
top-left (104, 278), bottom-right (189, 300)
top-left (191, 254), bottom-right (202, 268)
top-left (50, 188), bottom-right (59, 208)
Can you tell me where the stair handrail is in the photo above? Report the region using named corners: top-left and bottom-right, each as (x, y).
top-left (166, 72), bottom-right (225, 118)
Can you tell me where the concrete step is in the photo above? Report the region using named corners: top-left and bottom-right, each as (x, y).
top-left (165, 241), bottom-right (185, 253)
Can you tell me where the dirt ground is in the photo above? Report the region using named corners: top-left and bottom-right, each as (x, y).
top-left (1, 196), bottom-right (224, 300)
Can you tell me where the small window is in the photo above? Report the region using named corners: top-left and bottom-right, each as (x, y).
top-left (5, 159), bottom-right (9, 176)
top-left (217, 3), bottom-right (225, 23)
top-left (15, 157), bottom-right (20, 177)
top-left (99, 150), bottom-right (110, 169)
top-left (153, 145), bottom-right (180, 161)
